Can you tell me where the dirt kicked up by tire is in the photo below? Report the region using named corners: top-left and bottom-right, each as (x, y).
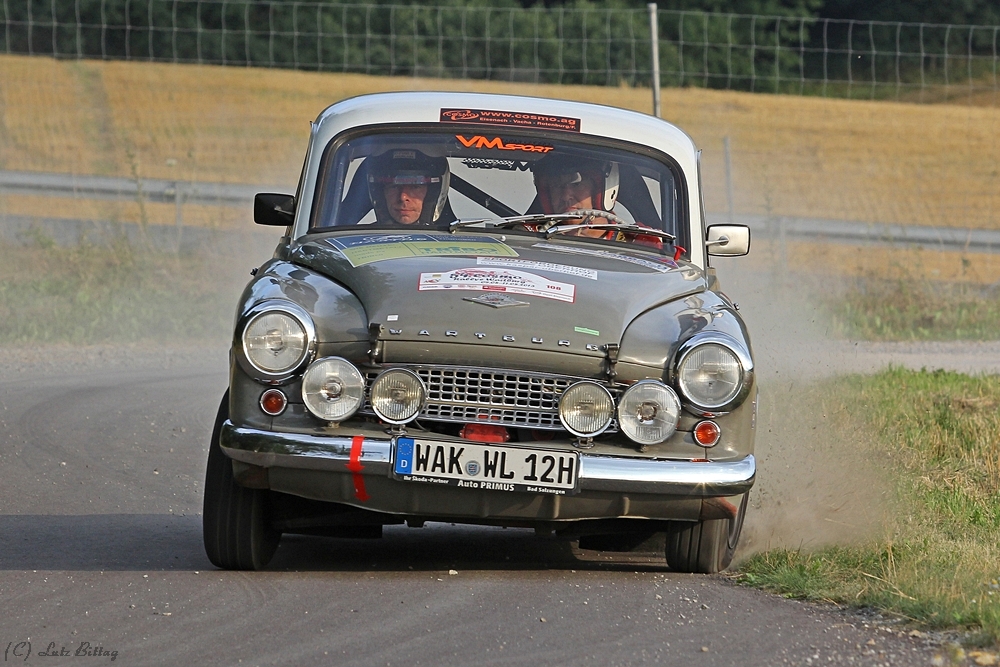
top-left (203, 392), bottom-right (281, 570)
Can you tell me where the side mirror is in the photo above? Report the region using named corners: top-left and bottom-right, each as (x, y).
top-left (706, 224), bottom-right (750, 256)
top-left (254, 193), bottom-right (296, 226)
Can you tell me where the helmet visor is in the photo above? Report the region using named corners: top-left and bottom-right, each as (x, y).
top-left (371, 172), bottom-right (440, 186)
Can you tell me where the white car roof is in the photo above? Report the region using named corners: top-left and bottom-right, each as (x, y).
top-left (294, 91), bottom-right (705, 265)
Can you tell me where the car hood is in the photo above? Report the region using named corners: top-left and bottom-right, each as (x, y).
top-left (292, 232), bottom-right (706, 355)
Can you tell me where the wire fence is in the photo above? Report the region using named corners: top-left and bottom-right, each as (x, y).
top-left (3, 1), bottom-right (1000, 101)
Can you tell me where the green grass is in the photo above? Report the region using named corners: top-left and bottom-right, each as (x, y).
top-left (0, 234), bottom-right (249, 343)
top-left (739, 367), bottom-right (1000, 646)
top-left (822, 274), bottom-right (1000, 341)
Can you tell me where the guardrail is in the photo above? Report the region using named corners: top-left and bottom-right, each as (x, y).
top-left (0, 169), bottom-right (281, 206)
top-left (2, 169), bottom-right (998, 253)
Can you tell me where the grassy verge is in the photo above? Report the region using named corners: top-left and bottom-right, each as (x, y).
top-left (0, 234), bottom-right (250, 344)
top-left (739, 367), bottom-right (1000, 646)
top-left (820, 273), bottom-right (1000, 341)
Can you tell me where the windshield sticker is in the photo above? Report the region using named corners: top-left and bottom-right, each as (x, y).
top-left (461, 158), bottom-right (532, 171)
top-left (441, 108), bottom-right (581, 132)
top-left (419, 268), bottom-right (576, 303)
top-left (532, 242), bottom-right (679, 273)
top-left (456, 135), bottom-right (554, 153)
top-left (326, 234), bottom-right (518, 266)
top-left (574, 326), bottom-right (600, 336)
top-left (476, 256), bottom-right (597, 280)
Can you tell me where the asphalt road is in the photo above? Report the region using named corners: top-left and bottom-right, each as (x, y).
top-left (0, 337), bottom-right (959, 667)
top-left (6, 254), bottom-right (997, 666)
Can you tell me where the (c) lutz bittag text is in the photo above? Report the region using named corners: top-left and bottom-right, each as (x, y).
top-left (4, 640), bottom-right (118, 662)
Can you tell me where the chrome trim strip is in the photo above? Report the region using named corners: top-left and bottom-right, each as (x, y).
top-left (220, 423), bottom-right (755, 496)
top-left (578, 454), bottom-right (755, 495)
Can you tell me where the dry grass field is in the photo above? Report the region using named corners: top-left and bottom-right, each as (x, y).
top-left (3, 54), bottom-right (1000, 232)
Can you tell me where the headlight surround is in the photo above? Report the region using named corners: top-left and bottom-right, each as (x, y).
top-left (558, 381), bottom-right (615, 438)
top-left (237, 301), bottom-right (316, 382)
top-left (301, 357), bottom-right (365, 422)
top-left (673, 333), bottom-right (753, 413)
top-left (369, 368), bottom-right (426, 425)
top-left (617, 380), bottom-right (681, 446)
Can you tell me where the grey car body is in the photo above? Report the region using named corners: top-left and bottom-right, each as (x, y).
top-left (203, 92), bottom-right (756, 572)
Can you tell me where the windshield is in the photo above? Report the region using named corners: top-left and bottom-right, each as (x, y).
top-left (310, 129), bottom-right (685, 245)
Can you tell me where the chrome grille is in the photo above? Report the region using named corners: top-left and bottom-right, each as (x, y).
top-left (362, 365), bottom-right (599, 430)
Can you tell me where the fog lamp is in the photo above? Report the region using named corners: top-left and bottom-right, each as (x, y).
top-left (558, 381), bottom-right (614, 438)
top-left (370, 369), bottom-right (426, 424)
top-left (301, 357), bottom-right (365, 422)
top-left (617, 380), bottom-right (681, 446)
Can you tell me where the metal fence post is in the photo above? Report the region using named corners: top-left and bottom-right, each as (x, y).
top-left (724, 136), bottom-right (735, 223)
top-left (647, 3), bottom-right (660, 117)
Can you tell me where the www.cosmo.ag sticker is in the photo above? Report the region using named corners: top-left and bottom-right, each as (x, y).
top-left (418, 268), bottom-right (576, 303)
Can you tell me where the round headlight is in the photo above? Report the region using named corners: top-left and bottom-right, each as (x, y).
top-left (676, 341), bottom-right (744, 410)
top-left (243, 310), bottom-right (309, 375)
top-left (370, 369), bottom-right (426, 425)
top-left (301, 357), bottom-right (365, 422)
top-left (617, 380), bottom-right (681, 446)
top-left (558, 381), bottom-right (614, 438)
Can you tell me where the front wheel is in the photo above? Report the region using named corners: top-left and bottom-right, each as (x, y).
top-left (665, 493), bottom-right (748, 573)
top-left (203, 392), bottom-right (281, 570)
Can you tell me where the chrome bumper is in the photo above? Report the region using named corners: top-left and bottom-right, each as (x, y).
top-left (220, 422), bottom-right (755, 497)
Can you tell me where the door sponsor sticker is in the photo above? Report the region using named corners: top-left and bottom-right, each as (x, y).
top-left (476, 256), bottom-right (598, 280)
top-left (325, 234), bottom-right (518, 266)
top-left (440, 108), bottom-right (581, 132)
top-left (394, 438), bottom-right (579, 494)
top-left (418, 267), bottom-right (576, 303)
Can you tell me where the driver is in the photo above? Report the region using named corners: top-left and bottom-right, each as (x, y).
top-left (367, 150), bottom-right (451, 225)
top-left (530, 154), bottom-right (661, 248)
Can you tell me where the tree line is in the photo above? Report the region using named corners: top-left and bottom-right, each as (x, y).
top-left (2, 0), bottom-right (996, 95)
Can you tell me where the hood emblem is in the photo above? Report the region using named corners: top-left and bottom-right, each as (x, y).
top-left (464, 293), bottom-right (529, 309)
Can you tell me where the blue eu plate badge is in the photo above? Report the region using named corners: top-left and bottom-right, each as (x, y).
top-left (394, 438), bottom-right (415, 475)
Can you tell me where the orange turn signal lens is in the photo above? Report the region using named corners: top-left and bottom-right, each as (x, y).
top-left (693, 420), bottom-right (720, 447)
top-left (260, 388), bottom-right (288, 416)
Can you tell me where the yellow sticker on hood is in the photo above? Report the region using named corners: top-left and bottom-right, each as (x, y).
top-left (326, 234), bottom-right (518, 267)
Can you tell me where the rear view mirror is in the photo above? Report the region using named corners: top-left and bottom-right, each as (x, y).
top-left (254, 193), bottom-right (296, 226)
top-left (706, 224), bottom-right (750, 256)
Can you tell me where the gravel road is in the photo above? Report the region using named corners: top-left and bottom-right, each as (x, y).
top-left (1, 260), bottom-right (992, 666)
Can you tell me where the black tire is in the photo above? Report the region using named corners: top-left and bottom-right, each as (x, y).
top-left (665, 493), bottom-right (749, 574)
top-left (203, 392), bottom-right (281, 570)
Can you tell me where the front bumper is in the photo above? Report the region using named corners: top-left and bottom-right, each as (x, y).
top-left (222, 422), bottom-right (755, 494)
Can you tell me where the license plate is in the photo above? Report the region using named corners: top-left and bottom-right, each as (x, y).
top-left (393, 438), bottom-right (579, 495)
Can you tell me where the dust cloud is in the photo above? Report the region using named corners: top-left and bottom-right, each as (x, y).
top-left (714, 258), bottom-right (894, 556)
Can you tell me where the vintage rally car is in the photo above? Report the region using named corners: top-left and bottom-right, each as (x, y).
top-left (203, 91), bottom-right (756, 572)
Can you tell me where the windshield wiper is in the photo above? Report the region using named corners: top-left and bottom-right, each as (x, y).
top-left (541, 210), bottom-right (676, 241)
top-left (450, 210), bottom-right (676, 242)
top-left (448, 212), bottom-right (584, 233)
